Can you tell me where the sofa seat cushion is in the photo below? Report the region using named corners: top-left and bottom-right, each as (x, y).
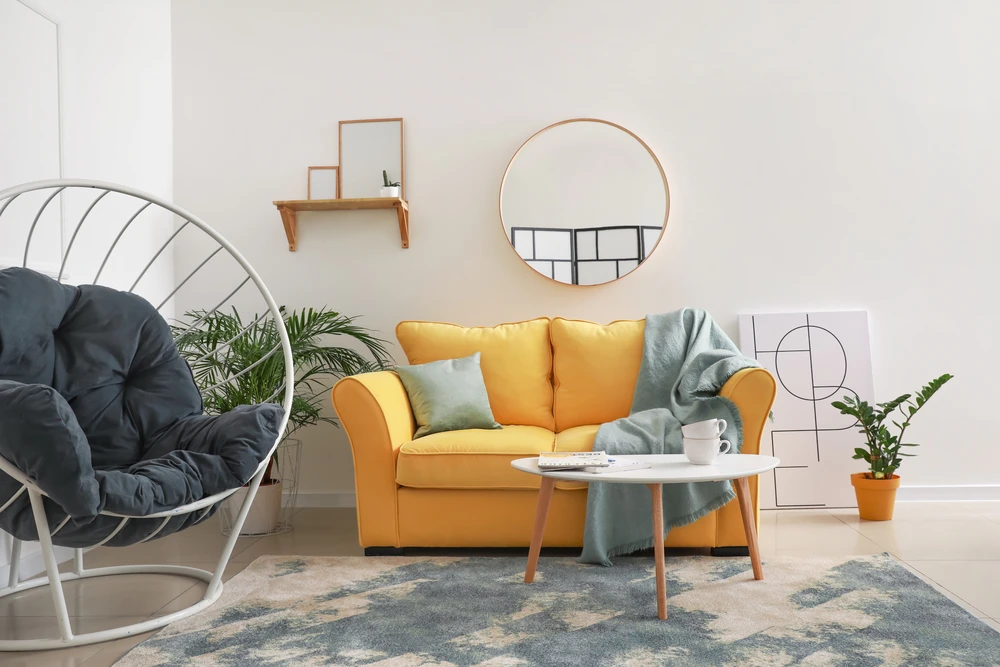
top-left (396, 425), bottom-right (555, 490)
top-left (396, 319), bottom-right (554, 430)
top-left (548, 424), bottom-right (603, 491)
top-left (555, 424), bottom-right (600, 452)
top-left (551, 318), bottom-right (644, 431)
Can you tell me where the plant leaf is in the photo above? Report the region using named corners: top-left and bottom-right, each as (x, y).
top-left (173, 306), bottom-right (394, 447)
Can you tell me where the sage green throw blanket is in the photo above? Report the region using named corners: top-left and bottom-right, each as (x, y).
top-left (579, 309), bottom-right (759, 566)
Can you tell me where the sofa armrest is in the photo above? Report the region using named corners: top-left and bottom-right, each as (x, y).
top-left (719, 367), bottom-right (777, 456)
top-left (715, 367), bottom-right (777, 547)
top-left (331, 371), bottom-right (415, 547)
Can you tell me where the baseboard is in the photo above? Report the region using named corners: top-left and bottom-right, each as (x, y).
top-left (0, 543), bottom-right (74, 585)
top-left (294, 488), bottom-right (1000, 507)
top-left (292, 491), bottom-right (357, 508)
top-left (289, 486), bottom-right (996, 508)
top-left (897, 484), bottom-right (1000, 502)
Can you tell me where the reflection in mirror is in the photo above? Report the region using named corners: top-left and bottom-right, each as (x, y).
top-left (339, 118), bottom-right (404, 199)
top-left (500, 119), bottom-right (668, 285)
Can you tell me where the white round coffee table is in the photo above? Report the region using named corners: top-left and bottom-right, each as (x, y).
top-left (511, 453), bottom-right (780, 620)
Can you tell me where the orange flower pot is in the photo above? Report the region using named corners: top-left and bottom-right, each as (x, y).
top-left (851, 472), bottom-right (901, 521)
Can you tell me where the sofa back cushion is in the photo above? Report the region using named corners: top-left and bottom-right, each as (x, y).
top-left (550, 317), bottom-right (644, 431)
top-left (396, 318), bottom-right (554, 429)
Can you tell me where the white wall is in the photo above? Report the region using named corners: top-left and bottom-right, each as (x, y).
top-left (1, 0), bottom-right (175, 296)
top-left (171, 0), bottom-right (1000, 503)
top-left (0, 0), bottom-right (173, 578)
top-left (0, 0), bottom-right (61, 268)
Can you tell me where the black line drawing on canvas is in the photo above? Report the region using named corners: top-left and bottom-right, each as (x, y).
top-left (739, 311), bottom-right (875, 509)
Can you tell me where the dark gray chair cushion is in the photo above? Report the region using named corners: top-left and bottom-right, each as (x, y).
top-left (0, 267), bottom-right (283, 547)
top-left (0, 381), bottom-right (99, 517)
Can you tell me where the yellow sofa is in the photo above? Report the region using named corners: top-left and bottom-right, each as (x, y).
top-left (331, 317), bottom-right (777, 555)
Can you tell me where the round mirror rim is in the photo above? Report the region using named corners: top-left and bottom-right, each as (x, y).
top-left (498, 117), bottom-right (671, 287)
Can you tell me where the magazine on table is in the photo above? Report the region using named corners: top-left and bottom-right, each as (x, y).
top-left (537, 451), bottom-right (610, 469)
top-left (537, 452), bottom-right (651, 473)
top-left (582, 458), bottom-right (651, 474)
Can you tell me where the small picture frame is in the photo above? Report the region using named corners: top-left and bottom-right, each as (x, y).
top-left (307, 166), bottom-right (339, 200)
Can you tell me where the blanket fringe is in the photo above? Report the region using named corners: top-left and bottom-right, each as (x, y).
top-left (717, 395), bottom-right (746, 451)
top-left (665, 487), bottom-right (737, 532)
top-left (596, 487), bottom-right (738, 564)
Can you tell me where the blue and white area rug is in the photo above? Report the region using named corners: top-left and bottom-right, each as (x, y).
top-left (116, 554), bottom-right (1000, 666)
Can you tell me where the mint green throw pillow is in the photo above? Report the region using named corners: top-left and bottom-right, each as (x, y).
top-left (396, 352), bottom-right (502, 438)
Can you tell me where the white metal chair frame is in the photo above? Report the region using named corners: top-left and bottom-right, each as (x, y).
top-left (0, 180), bottom-right (293, 651)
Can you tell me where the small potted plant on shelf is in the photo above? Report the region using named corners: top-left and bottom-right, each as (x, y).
top-left (173, 307), bottom-right (392, 535)
top-left (831, 373), bottom-right (953, 521)
top-left (380, 170), bottom-right (401, 198)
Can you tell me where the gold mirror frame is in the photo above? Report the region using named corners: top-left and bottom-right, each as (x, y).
top-left (498, 118), bottom-right (670, 286)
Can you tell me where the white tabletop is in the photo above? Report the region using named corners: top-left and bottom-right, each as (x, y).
top-left (511, 454), bottom-right (780, 484)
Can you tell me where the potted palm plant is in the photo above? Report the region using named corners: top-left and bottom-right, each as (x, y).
top-left (173, 307), bottom-right (392, 534)
top-left (831, 373), bottom-right (953, 521)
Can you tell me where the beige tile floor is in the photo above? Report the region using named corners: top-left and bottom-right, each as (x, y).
top-left (1, 502), bottom-right (998, 666)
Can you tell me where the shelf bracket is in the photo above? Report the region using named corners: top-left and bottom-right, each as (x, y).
top-left (396, 201), bottom-right (409, 249)
top-left (278, 206), bottom-right (297, 251)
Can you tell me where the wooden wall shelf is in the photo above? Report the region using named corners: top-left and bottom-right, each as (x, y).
top-left (273, 198), bottom-right (409, 251)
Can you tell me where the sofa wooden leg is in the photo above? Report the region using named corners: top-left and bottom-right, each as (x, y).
top-left (364, 547), bottom-right (404, 556)
top-left (711, 546), bottom-right (750, 557)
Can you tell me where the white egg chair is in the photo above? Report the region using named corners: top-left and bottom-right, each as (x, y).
top-left (0, 179), bottom-right (293, 651)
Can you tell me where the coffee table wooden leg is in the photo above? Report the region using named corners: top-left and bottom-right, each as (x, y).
top-left (525, 476), bottom-right (555, 583)
top-left (648, 483), bottom-right (667, 620)
top-left (735, 476), bottom-right (764, 581)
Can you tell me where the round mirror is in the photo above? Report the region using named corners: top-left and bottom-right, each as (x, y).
top-left (499, 118), bottom-right (669, 286)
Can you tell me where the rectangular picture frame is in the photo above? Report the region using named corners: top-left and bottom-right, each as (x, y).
top-left (338, 118), bottom-right (405, 199)
top-left (307, 166), bottom-right (339, 200)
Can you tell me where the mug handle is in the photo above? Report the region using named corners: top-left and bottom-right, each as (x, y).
top-left (718, 440), bottom-right (731, 455)
top-left (717, 419), bottom-right (727, 435)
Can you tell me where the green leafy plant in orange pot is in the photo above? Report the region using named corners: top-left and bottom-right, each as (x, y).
top-left (831, 373), bottom-right (953, 521)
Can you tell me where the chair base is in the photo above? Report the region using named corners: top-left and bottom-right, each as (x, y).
top-left (711, 546), bottom-right (750, 557)
top-left (0, 466), bottom-right (274, 651)
top-left (0, 564), bottom-right (221, 651)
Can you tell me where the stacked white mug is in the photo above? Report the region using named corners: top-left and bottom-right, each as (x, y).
top-left (681, 418), bottom-right (731, 465)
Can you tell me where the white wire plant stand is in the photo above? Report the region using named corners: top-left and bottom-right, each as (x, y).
top-left (0, 179), bottom-right (293, 651)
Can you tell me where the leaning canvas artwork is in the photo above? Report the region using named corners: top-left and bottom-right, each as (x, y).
top-left (738, 311), bottom-right (876, 509)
